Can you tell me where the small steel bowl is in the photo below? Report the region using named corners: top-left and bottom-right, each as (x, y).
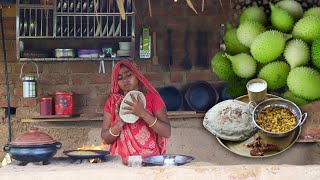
top-left (249, 98), bottom-right (307, 137)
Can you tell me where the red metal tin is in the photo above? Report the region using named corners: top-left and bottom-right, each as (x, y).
top-left (54, 92), bottom-right (74, 115)
top-left (40, 97), bottom-right (53, 116)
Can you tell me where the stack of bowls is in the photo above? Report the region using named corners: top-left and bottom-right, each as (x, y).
top-left (117, 42), bottom-right (131, 57)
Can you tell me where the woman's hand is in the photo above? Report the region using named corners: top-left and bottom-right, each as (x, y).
top-left (121, 93), bottom-right (146, 117)
top-left (115, 99), bottom-right (126, 126)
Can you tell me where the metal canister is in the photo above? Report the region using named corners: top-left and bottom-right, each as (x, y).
top-left (20, 61), bottom-right (39, 98)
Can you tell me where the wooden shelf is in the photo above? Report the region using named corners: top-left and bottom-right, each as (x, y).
top-left (21, 111), bottom-right (206, 123)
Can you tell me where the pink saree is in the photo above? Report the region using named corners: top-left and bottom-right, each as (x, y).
top-left (103, 60), bottom-right (167, 160)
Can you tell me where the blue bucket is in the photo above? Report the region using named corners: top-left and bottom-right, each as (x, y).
top-left (184, 81), bottom-right (219, 112)
top-left (159, 86), bottom-right (183, 111)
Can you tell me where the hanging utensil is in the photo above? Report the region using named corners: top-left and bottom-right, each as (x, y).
top-left (116, 0), bottom-right (126, 20)
top-left (152, 31), bottom-right (159, 65)
top-left (99, 60), bottom-right (105, 73)
top-left (202, 0), bottom-right (205, 12)
top-left (167, 29), bottom-right (173, 68)
top-left (181, 29), bottom-right (192, 70)
top-left (202, 30), bottom-right (208, 67)
top-left (195, 30), bottom-right (202, 67)
top-left (148, 0), bottom-right (152, 17)
top-left (186, 0), bottom-right (198, 14)
top-left (139, 27), bottom-right (151, 58)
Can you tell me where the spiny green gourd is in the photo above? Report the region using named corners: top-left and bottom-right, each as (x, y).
top-left (258, 61), bottom-right (290, 90)
top-left (292, 16), bottom-right (320, 43)
top-left (311, 36), bottom-right (320, 68)
top-left (284, 39), bottom-right (310, 69)
top-left (270, 3), bottom-right (295, 33)
top-left (237, 21), bottom-right (266, 47)
top-left (276, 0), bottom-right (303, 20)
top-left (226, 78), bottom-right (248, 98)
top-left (240, 6), bottom-right (267, 26)
top-left (224, 53), bottom-right (257, 78)
top-left (211, 52), bottom-right (236, 82)
top-left (251, 30), bottom-right (291, 63)
top-left (303, 7), bottom-right (320, 18)
top-left (287, 67), bottom-right (320, 100)
top-left (224, 22), bottom-right (250, 55)
top-left (282, 90), bottom-right (309, 106)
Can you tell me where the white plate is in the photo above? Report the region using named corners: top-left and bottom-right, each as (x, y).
top-left (119, 90), bottom-right (146, 123)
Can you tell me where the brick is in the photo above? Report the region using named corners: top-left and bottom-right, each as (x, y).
top-left (3, 29), bottom-right (16, 40)
top-left (0, 63), bottom-right (11, 73)
top-left (70, 63), bottom-right (97, 73)
top-left (170, 72), bottom-right (183, 83)
top-left (13, 87), bottom-right (22, 96)
top-left (88, 74), bottom-right (110, 84)
top-left (145, 63), bottom-right (162, 72)
top-left (144, 73), bottom-right (163, 82)
top-left (152, 7), bottom-right (167, 16)
top-left (7, 75), bottom-right (19, 85)
top-left (0, 51), bottom-right (17, 62)
top-left (74, 95), bottom-right (86, 107)
top-left (86, 96), bottom-right (106, 106)
top-left (71, 75), bottom-right (88, 85)
top-left (79, 106), bottom-right (102, 114)
top-left (70, 87), bottom-right (91, 94)
top-left (39, 75), bottom-right (69, 85)
top-left (44, 63), bottom-right (68, 73)
top-left (22, 98), bottom-right (37, 107)
top-left (186, 72), bottom-right (213, 81)
top-left (15, 107), bottom-right (37, 118)
top-left (167, 17), bottom-right (189, 27)
top-left (0, 98), bottom-right (20, 108)
top-left (44, 85), bottom-right (71, 95)
top-left (94, 85), bottom-right (108, 95)
top-left (1, 18), bottom-right (16, 31)
top-left (168, 6), bottom-right (185, 16)
top-left (0, 87), bottom-right (6, 96)
top-left (0, 40), bottom-right (16, 52)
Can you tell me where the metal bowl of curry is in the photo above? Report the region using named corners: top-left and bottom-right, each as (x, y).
top-left (250, 98), bottom-right (307, 137)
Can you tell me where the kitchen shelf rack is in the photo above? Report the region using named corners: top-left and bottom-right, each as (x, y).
top-left (19, 56), bottom-right (128, 61)
top-left (16, 0), bottom-right (135, 61)
top-left (21, 112), bottom-right (206, 122)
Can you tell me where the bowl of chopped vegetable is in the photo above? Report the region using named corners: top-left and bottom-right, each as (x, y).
top-left (250, 98), bottom-right (307, 137)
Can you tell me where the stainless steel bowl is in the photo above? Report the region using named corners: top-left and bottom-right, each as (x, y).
top-left (54, 49), bottom-right (75, 58)
top-left (250, 98), bottom-right (307, 137)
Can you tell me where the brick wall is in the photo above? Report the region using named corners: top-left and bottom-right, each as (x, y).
top-left (0, 1), bottom-right (233, 118)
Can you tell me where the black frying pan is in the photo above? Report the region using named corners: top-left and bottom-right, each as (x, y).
top-left (63, 150), bottom-right (109, 159)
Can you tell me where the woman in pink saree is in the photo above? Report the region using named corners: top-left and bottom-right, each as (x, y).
top-left (101, 60), bottom-right (171, 162)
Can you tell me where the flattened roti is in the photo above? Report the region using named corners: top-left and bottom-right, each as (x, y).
top-left (119, 90), bottom-right (146, 123)
top-left (203, 100), bottom-right (257, 141)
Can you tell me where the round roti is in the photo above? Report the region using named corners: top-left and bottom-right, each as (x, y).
top-left (203, 100), bottom-right (257, 141)
top-left (119, 90), bottom-right (146, 123)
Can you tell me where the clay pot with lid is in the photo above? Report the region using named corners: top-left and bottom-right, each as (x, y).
top-left (3, 127), bottom-right (62, 165)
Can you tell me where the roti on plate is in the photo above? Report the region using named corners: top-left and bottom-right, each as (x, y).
top-left (203, 100), bottom-right (257, 141)
top-left (119, 90), bottom-right (146, 123)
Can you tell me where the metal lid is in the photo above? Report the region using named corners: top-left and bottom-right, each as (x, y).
top-left (11, 127), bottom-right (56, 146)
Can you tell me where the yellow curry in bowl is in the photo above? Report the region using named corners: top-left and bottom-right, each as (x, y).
top-left (255, 107), bottom-right (297, 133)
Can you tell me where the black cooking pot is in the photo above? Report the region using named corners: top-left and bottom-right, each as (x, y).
top-left (3, 127), bottom-right (62, 165)
top-left (183, 81), bottom-right (219, 112)
top-left (159, 86), bottom-right (183, 111)
top-left (3, 142), bottom-right (62, 165)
